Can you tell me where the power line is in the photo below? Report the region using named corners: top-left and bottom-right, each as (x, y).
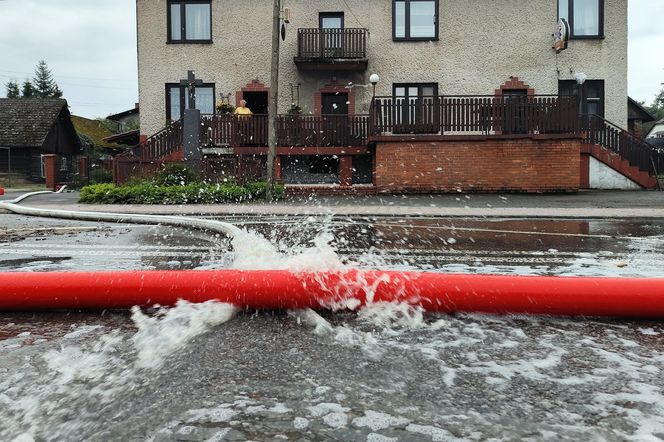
top-left (0, 73), bottom-right (136, 90)
top-left (0, 68), bottom-right (132, 83)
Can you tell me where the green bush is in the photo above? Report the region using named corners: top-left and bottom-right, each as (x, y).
top-left (153, 163), bottom-right (200, 186)
top-left (78, 181), bottom-right (284, 204)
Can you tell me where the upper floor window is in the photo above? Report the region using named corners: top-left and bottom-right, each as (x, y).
top-left (393, 0), bottom-right (438, 41)
top-left (166, 83), bottom-right (215, 121)
top-left (558, 0), bottom-right (604, 38)
top-left (168, 0), bottom-right (212, 43)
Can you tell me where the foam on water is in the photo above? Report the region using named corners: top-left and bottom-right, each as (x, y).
top-left (0, 301), bottom-right (237, 440)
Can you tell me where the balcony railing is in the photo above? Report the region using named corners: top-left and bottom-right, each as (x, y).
top-left (297, 28), bottom-right (367, 59)
top-left (370, 95), bottom-right (579, 136)
top-left (201, 114), bottom-right (369, 148)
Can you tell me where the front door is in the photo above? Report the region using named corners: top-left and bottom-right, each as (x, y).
top-left (322, 92), bottom-right (348, 146)
top-left (394, 83), bottom-right (437, 134)
top-left (242, 91), bottom-right (268, 115)
top-left (239, 91), bottom-right (268, 146)
top-left (502, 89), bottom-right (528, 134)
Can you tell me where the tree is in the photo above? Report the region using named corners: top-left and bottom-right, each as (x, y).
top-left (5, 80), bottom-right (20, 98)
top-left (32, 60), bottom-right (63, 98)
top-left (21, 79), bottom-right (35, 98)
top-left (642, 85), bottom-right (664, 137)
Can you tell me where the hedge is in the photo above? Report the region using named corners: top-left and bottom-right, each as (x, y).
top-left (79, 181), bottom-right (284, 204)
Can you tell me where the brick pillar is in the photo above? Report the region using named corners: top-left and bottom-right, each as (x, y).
top-left (339, 156), bottom-right (353, 186)
top-left (43, 154), bottom-right (59, 191)
top-left (78, 156), bottom-right (89, 180)
top-left (275, 156), bottom-right (282, 183)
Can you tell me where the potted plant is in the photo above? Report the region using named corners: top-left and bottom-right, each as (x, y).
top-left (216, 102), bottom-right (235, 114)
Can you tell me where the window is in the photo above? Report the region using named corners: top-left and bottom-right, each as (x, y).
top-left (558, 0), bottom-right (603, 38)
top-left (393, 0), bottom-right (438, 41)
top-left (559, 79), bottom-right (604, 117)
top-left (166, 83), bottom-right (215, 121)
top-left (168, 0), bottom-right (212, 43)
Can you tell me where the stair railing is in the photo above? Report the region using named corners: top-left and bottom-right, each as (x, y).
top-left (579, 113), bottom-right (661, 177)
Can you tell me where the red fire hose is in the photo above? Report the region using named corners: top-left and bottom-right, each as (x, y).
top-left (1, 269), bottom-right (664, 317)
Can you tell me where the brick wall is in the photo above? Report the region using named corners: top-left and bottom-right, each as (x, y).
top-left (375, 137), bottom-right (581, 193)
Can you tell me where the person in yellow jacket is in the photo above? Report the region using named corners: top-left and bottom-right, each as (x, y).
top-left (234, 99), bottom-right (252, 116)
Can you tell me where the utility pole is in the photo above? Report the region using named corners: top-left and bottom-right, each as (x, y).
top-left (266, 0), bottom-right (281, 202)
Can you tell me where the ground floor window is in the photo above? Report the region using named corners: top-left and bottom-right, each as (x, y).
top-left (166, 83), bottom-right (215, 121)
top-left (352, 155), bottom-right (373, 184)
top-left (558, 79), bottom-right (604, 117)
top-left (282, 155), bottom-right (339, 184)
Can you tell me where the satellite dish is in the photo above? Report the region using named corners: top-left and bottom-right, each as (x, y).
top-left (281, 23), bottom-right (286, 41)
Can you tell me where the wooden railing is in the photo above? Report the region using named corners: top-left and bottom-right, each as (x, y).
top-left (201, 114), bottom-right (269, 146)
top-left (132, 119), bottom-right (183, 161)
top-left (580, 113), bottom-right (661, 176)
top-left (297, 28), bottom-right (367, 59)
top-left (370, 95), bottom-right (578, 136)
top-left (202, 114), bottom-right (369, 147)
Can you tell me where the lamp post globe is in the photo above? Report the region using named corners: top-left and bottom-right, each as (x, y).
top-left (369, 73), bottom-right (380, 97)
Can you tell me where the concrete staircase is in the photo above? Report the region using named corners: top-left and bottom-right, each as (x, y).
top-left (581, 114), bottom-right (661, 190)
top-left (581, 144), bottom-right (658, 189)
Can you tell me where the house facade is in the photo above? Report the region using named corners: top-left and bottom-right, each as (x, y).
top-left (134, 0), bottom-right (657, 191)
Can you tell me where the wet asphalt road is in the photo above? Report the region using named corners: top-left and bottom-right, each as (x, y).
top-left (1, 212), bottom-right (664, 441)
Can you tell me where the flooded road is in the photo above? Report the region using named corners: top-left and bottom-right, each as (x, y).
top-left (1, 213), bottom-right (664, 441)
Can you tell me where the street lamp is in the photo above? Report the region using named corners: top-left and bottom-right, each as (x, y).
top-left (369, 73), bottom-right (380, 98)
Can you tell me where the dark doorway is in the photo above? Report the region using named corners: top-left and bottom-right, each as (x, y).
top-left (322, 93), bottom-right (348, 115)
top-left (501, 89), bottom-right (528, 134)
top-left (322, 92), bottom-right (349, 146)
top-left (242, 91), bottom-right (268, 115)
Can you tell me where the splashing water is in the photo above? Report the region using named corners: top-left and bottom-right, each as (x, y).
top-left (0, 301), bottom-right (237, 441)
top-left (3, 218), bottom-right (664, 440)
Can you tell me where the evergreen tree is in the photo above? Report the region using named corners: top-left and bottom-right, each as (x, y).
top-left (5, 80), bottom-right (20, 98)
top-left (32, 60), bottom-right (63, 98)
top-left (21, 79), bottom-right (35, 98)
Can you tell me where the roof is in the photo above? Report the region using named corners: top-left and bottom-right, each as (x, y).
top-left (0, 98), bottom-right (71, 147)
top-left (71, 115), bottom-right (124, 150)
top-left (102, 129), bottom-right (140, 146)
top-left (628, 97), bottom-right (656, 123)
top-left (106, 106), bottom-right (139, 121)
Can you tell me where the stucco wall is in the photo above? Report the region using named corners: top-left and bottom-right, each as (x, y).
top-left (588, 156), bottom-right (641, 189)
top-left (137, 0), bottom-right (627, 137)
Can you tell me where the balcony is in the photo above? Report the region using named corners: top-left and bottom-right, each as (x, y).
top-left (294, 28), bottom-right (368, 71)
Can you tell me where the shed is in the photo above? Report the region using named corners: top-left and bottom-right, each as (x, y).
top-left (0, 98), bottom-right (81, 181)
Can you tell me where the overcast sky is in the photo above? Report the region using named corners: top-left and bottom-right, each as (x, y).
top-left (0, 0), bottom-right (662, 120)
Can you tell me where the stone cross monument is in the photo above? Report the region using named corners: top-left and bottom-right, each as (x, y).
top-left (180, 70), bottom-right (203, 166)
